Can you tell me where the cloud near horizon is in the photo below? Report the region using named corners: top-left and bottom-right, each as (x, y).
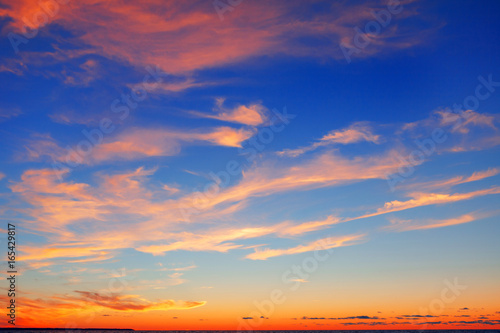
top-left (0, 291), bottom-right (205, 327)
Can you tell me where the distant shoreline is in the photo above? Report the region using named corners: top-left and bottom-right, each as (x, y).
top-left (2, 329), bottom-right (500, 332)
top-left (0, 329), bottom-right (134, 331)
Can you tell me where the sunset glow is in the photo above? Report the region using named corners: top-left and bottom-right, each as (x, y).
top-left (1, 0), bottom-right (500, 330)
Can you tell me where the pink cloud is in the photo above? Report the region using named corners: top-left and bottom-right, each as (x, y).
top-left (2, 0), bottom-right (433, 79)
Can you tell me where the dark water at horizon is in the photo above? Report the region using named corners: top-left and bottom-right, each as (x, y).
top-left (1, 330), bottom-right (499, 333)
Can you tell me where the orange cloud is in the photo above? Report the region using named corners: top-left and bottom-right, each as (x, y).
top-left (201, 126), bottom-right (255, 147)
top-left (184, 149), bottom-right (403, 212)
top-left (0, 290), bottom-right (205, 328)
top-left (11, 148), bottom-right (402, 257)
top-left (20, 245), bottom-right (112, 262)
top-left (64, 291), bottom-right (206, 312)
top-left (9, 168), bottom-right (103, 236)
top-left (279, 215), bottom-right (342, 236)
top-left (23, 126), bottom-right (254, 164)
top-left (403, 168), bottom-right (500, 191)
top-left (136, 226), bottom-right (280, 256)
top-left (12, 147), bottom-right (494, 267)
top-left (465, 168), bottom-right (500, 182)
top-left (320, 123), bottom-right (381, 144)
top-left (190, 98), bottom-right (267, 126)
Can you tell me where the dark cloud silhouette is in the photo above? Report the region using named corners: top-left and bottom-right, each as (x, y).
top-left (449, 320), bottom-right (499, 325)
top-left (302, 317), bottom-right (326, 320)
top-left (301, 315), bottom-right (382, 320)
top-left (342, 321), bottom-right (388, 326)
top-left (299, 313), bottom-right (500, 327)
top-left (394, 314), bottom-right (437, 319)
top-left (340, 315), bottom-right (381, 320)
top-left (415, 321), bottom-right (442, 325)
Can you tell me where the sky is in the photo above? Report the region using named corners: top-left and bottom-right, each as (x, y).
top-left (0, 0), bottom-right (500, 330)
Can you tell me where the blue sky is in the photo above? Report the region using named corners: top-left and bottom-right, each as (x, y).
top-left (1, 0), bottom-right (500, 329)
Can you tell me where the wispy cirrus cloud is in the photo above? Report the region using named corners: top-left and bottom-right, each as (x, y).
top-left (245, 234), bottom-right (366, 260)
top-left (278, 122), bottom-right (381, 157)
top-left (89, 126), bottom-right (254, 161)
top-left (48, 109), bottom-right (104, 126)
top-left (401, 109), bottom-right (500, 152)
top-left (183, 149), bottom-right (404, 212)
top-left (9, 165), bottom-right (500, 268)
top-left (8, 144), bottom-right (405, 265)
top-left (22, 126), bottom-right (255, 165)
top-left (403, 168), bottom-right (500, 192)
top-left (1, 0), bottom-right (436, 80)
top-left (354, 187), bottom-right (500, 221)
top-left (0, 107), bottom-right (22, 122)
top-left (9, 107), bottom-right (500, 268)
top-left (69, 291), bottom-right (205, 311)
top-left (278, 215), bottom-right (342, 236)
top-left (384, 212), bottom-right (495, 232)
top-left (436, 109), bottom-right (497, 134)
top-left (136, 225), bottom-right (281, 256)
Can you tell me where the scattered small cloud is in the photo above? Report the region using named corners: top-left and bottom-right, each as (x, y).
top-left (0, 108), bottom-right (22, 122)
top-left (190, 98), bottom-right (268, 126)
top-left (278, 122), bottom-right (380, 157)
